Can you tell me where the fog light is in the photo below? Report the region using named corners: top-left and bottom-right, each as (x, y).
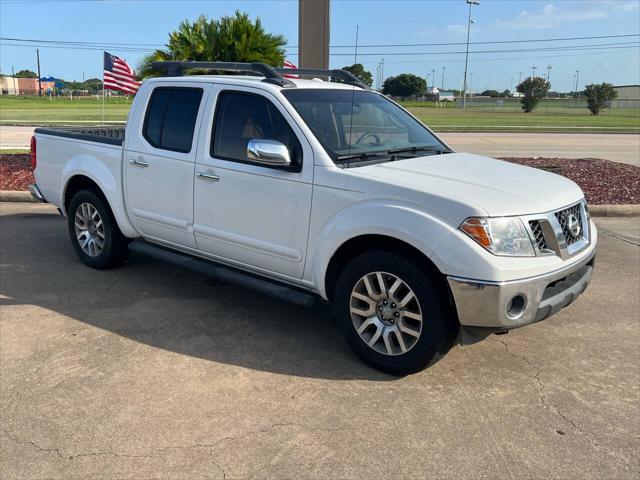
top-left (507, 294), bottom-right (526, 318)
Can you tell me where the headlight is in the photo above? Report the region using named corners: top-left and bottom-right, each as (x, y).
top-left (460, 217), bottom-right (535, 257)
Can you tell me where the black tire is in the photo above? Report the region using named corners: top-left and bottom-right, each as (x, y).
top-left (67, 189), bottom-right (130, 269)
top-left (333, 250), bottom-right (457, 376)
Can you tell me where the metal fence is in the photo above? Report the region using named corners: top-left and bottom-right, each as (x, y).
top-left (453, 97), bottom-right (639, 115)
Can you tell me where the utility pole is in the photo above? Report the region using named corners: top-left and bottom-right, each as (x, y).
top-left (546, 64), bottom-right (552, 98)
top-left (574, 70), bottom-right (580, 98)
top-left (462, 0), bottom-right (480, 108)
top-left (354, 25), bottom-right (359, 65)
top-left (11, 66), bottom-right (17, 95)
top-left (36, 48), bottom-right (42, 96)
top-left (531, 66), bottom-right (537, 79)
top-left (441, 66), bottom-right (445, 89)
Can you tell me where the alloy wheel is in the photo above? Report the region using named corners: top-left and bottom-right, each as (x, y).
top-left (349, 271), bottom-right (423, 356)
top-left (74, 202), bottom-right (105, 257)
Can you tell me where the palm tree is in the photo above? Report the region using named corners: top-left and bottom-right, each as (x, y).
top-left (138, 11), bottom-right (287, 77)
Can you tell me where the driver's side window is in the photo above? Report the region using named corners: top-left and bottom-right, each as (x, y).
top-left (211, 91), bottom-right (302, 168)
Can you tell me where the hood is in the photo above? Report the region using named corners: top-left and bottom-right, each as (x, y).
top-left (350, 153), bottom-right (584, 217)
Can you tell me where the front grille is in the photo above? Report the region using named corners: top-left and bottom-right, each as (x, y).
top-left (529, 220), bottom-right (548, 250)
top-left (555, 203), bottom-right (584, 246)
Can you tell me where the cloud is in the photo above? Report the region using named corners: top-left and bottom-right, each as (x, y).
top-left (495, 2), bottom-right (609, 30)
top-left (445, 24), bottom-right (468, 35)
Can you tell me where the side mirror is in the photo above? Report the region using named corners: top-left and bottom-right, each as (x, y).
top-left (247, 139), bottom-right (291, 167)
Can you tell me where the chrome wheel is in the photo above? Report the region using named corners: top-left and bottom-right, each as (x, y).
top-left (349, 271), bottom-right (423, 356)
top-left (74, 202), bottom-right (105, 257)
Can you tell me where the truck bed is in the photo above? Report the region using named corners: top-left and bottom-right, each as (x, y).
top-left (34, 126), bottom-right (125, 146)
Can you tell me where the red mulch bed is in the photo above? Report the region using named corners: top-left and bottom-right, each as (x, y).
top-left (0, 154), bottom-right (33, 191)
top-left (501, 157), bottom-right (639, 205)
top-left (1, 153), bottom-right (638, 204)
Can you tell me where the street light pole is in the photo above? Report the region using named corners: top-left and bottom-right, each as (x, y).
top-left (462, 0), bottom-right (479, 109)
top-left (531, 66), bottom-right (537, 79)
top-left (575, 70), bottom-right (580, 98)
top-left (441, 66), bottom-right (445, 89)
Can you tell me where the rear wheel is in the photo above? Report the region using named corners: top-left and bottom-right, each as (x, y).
top-left (334, 251), bottom-right (456, 375)
top-left (67, 189), bottom-right (130, 269)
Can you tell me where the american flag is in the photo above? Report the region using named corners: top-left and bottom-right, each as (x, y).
top-left (103, 51), bottom-right (141, 94)
top-left (282, 60), bottom-right (298, 78)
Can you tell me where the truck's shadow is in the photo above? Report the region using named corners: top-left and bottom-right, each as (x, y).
top-left (0, 209), bottom-right (392, 381)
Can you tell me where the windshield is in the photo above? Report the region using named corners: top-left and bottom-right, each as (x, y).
top-left (282, 89), bottom-right (448, 164)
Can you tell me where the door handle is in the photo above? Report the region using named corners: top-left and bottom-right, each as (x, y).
top-left (197, 171), bottom-right (220, 181)
top-left (129, 157), bottom-right (149, 167)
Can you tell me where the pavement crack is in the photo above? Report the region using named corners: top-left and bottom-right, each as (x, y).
top-left (1, 428), bottom-right (65, 460)
top-left (491, 338), bottom-right (633, 469)
top-left (2, 421), bottom-right (344, 476)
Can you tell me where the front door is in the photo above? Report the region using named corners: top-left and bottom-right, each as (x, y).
top-left (193, 88), bottom-right (313, 280)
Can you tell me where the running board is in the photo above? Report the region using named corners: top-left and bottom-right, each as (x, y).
top-left (129, 241), bottom-right (323, 309)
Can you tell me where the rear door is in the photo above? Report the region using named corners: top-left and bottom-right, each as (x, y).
top-left (124, 83), bottom-right (210, 248)
top-left (193, 86), bottom-right (314, 280)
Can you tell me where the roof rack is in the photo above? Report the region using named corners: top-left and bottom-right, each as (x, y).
top-left (150, 61), bottom-right (295, 87)
top-left (274, 68), bottom-right (370, 89)
top-left (150, 61), bottom-right (369, 90)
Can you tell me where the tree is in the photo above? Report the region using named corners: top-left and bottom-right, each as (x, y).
top-left (584, 83), bottom-right (617, 116)
top-left (341, 63), bottom-right (373, 86)
top-left (516, 77), bottom-right (551, 112)
top-left (382, 74), bottom-right (426, 98)
top-left (138, 11), bottom-right (287, 77)
top-left (14, 69), bottom-right (38, 78)
top-left (500, 89), bottom-right (511, 97)
top-left (480, 89), bottom-right (500, 97)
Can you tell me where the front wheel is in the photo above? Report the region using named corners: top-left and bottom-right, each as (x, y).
top-left (333, 251), bottom-right (456, 375)
top-left (67, 189), bottom-right (130, 269)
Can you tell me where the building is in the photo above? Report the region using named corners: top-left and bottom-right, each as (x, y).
top-left (0, 77), bottom-right (56, 95)
top-left (0, 76), bottom-right (20, 95)
top-left (611, 85), bottom-right (640, 109)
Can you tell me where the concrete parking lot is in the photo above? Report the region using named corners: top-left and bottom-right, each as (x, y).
top-left (1, 202), bottom-right (638, 479)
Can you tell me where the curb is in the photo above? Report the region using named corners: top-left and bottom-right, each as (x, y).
top-left (0, 191), bottom-right (37, 203)
top-left (2, 190), bottom-right (639, 216)
top-left (588, 204), bottom-right (640, 217)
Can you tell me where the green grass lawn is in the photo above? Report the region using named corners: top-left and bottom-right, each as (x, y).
top-left (1, 95), bottom-right (638, 133)
top-left (409, 107), bottom-right (640, 132)
top-left (0, 95), bottom-right (131, 124)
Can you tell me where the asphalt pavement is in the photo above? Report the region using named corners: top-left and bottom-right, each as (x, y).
top-left (1, 203), bottom-right (638, 479)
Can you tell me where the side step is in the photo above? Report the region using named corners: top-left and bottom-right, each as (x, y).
top-left (129, 241), bottom-right (323, 309)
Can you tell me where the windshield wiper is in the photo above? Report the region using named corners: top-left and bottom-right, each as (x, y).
top-left (387, 145), bottom-right (449, 155)
top-left (336, 150), bottom-right (391, 162)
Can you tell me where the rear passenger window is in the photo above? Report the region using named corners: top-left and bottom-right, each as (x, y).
top-left (211, 91), bottom-right (302, 169)
top-left (143, 87), bottom-right (203, 153)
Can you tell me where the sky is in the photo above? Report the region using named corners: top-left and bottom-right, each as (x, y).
top-left (1, 0), bottom-right (639, 92)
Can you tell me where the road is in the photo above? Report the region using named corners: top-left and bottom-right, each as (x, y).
top-left (1, 126), bottom-right (638, 166)
top-left (1, 202), bottom-right (638, 479)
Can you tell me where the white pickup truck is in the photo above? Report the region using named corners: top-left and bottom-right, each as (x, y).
top-left (30, 62), bottom-right (596, 375)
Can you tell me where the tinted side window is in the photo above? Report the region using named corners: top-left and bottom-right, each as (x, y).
top-left (211, 92), bottom-right (302, 168)
top-left (144, 89), bottom-right (170, 147)
top-left (143, 87), bottom-right (203, 153)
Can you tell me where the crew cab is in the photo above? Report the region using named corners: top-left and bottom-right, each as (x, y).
top-left (29, 62), bottom-right (596, 375)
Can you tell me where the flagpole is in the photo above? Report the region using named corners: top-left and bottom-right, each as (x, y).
top-left (101, 51), bottom-right (105, 126)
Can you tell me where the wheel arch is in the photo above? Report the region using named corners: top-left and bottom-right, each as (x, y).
top-left (324, 234), bottom-right (455, 313)
top-left (60, 155), bottom-right (138, 238)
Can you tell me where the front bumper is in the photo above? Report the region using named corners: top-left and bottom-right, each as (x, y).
top-left (448, 247), bottom-right (596, 336)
